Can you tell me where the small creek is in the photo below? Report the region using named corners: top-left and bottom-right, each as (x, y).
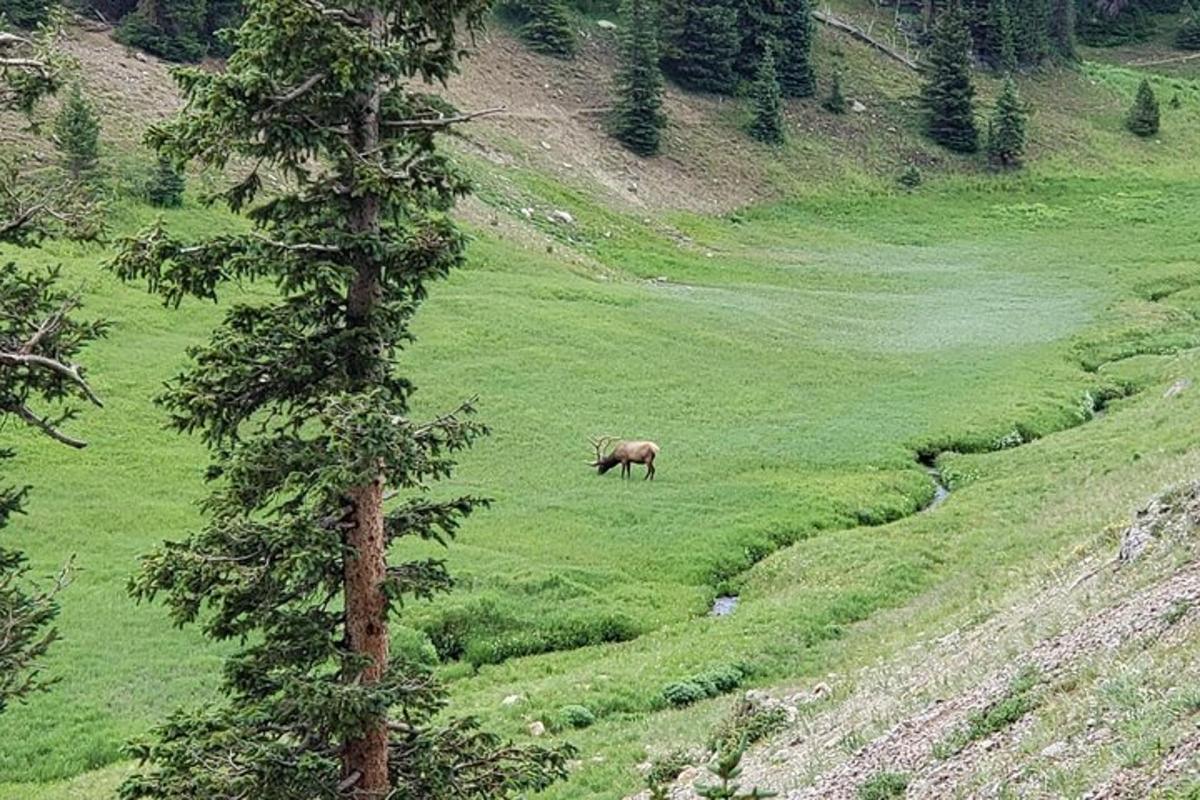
top-left (710, 595), bottom-right (739, 617)
top-left (922, 463), bottom-right (951, 512)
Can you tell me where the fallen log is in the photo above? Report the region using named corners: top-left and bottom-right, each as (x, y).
top-left (812, 10), bottom-right (921, 72)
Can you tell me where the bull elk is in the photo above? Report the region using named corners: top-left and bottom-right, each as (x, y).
top-left (588, 436), bottom-right (660, 480)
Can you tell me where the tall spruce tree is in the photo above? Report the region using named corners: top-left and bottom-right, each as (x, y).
top-left (1127, 77), bottom-right (1160, 136)
top-left (514, 0), bottom-right (577, 58)
top-left (0, 13), bottom-right (104, 716)
top-left (1049, 0), bottom-right (1076, 58)
top-left (921, 3), bottom-right (979, 152)
top-left (612, 0), bottom-right (666, 156)
top-left (108, 2), bottom-right (570, 798)
top-left (1012, 0), bottom-right (1050, 65)
top-left (734, 0), bottom-right (783, 84)
top-left (748, 44), bottom-right (785, 144)
top-left (987, 77), bottom-right (1027, 168)
top-left (989, 0), bottom-right (1018, 71)
top-left (116, 0), bottom-right (210, 61)
top-left (53, 81), bottom-right (101, 181)
top-left (145, 153), bottom-right (185, 207)
top-left (661, 0), bottom-right (740, 94)
top-left (777, 0), bottom-right (816, 97)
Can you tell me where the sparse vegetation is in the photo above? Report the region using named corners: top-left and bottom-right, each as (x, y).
top-left (935, 667), bottom-right (1042, 757)
top-left (708, 694), bottom-right (789, 755)
top-left (856, 771), bottom-right (910, 800)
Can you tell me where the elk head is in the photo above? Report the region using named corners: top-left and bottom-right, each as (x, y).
top-left (587, 435), bottom-right (617, 467)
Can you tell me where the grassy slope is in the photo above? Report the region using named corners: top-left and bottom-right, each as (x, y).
top-left (3, 12), bottom-right (1200, 800)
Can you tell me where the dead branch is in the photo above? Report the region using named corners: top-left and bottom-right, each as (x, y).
top-left (0, 352), bottom-right (103, 408)
top-left (381, 107), bottom-right (506, 131)
top-left (813, 10), bottom-right (921, 71)
top-left (4, 402), bottom-right (87, 448)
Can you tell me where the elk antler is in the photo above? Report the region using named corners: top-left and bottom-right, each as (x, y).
top-left (588, 435), bottom-right (618, 464)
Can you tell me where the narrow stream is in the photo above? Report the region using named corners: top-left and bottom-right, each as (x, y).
top-left (711, 595), bottom-right (739, 616)
top-left (922, 463), bottom-right (951, 512)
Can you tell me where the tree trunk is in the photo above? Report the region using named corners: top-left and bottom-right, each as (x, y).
top-left (342, 6), bottom-right (389, 798)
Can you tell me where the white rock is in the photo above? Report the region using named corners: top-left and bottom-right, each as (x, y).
top-left (1040, 741), bottom-right (1068, 759)
top-left (597, 19), bottom-right (618, 30)
top-left (529, 721), bottom-right (546, 737)
top-left (548, 209), bottom-right (575, 225)
top-left (501, 694), bottom-right (524, 706)
top-left (851, 100), bottom-right (867, 113)
top-left (520, 207), bottom-right (534, 219)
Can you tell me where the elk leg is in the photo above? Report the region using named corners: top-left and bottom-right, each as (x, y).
top-left (645, 456), bottom-right (655, 480)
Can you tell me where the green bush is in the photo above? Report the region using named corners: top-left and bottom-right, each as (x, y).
top-left (709, 695), bottom-right (789, 755)
top-left (662, 663), bottom-right (746, 707)
top-left (857, 771), bottom-right (910, 800)
top-left (646, 749), bottom-right (691, 786)
top-left (145, 155), bottom-right (185, 207)
top-left (558, 704), bottom-right (596, 729)
top-left (898, 165), bottom-right (923, 189)
top-left (1127, 78), bottom-right (1160, 137)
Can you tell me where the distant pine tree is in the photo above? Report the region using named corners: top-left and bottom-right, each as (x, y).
top-left (777, 0), bottom-right (817, 97)
top-left (145, 154), bottom-right (185, 207)
top-left (612, 0), bottom-right (666, 156)
top-left (822, 69), bottom-right (846, 113)
top-left (661, 0), bottom-right (740, 94)
top-left (921, 4), bottom-right (979, 153)
top-left (53, 82), bottom-right (100, 180)
top-left (1012, 0), bottom-right (1050, 65)
top-left (115, 0), bottom-right (208, 62)
top-left (748, 45), bottom-right (785, 144)
top-left (516, 0), bottom-right (577, 58)
top-left (987, 77), bottom-right (1027, 168)
top-left (1177, 1), bottom-right (1200, 49)
top-left (4, 0), bottom-right (51, 27)
top-left (1127, 78), bottom-right (1160, 136)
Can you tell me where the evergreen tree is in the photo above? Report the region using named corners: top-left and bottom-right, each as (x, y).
top-left (694, 748), bottom-right (777, 799)
top-left (512, 0), bottom-right (577, 58)
top-left (822, 69), bottom-right (846, 113)
top-left (734, 0), bottom-right (783, 83)
top-left (1049, 0), bottom-right (1077, 59)
top-left (748, 44), bottom-right (785, 144)
top-left (612, 0), bottom-right (666, 156)
top-left (987, 77), bottom-right (1027, 168)
top-left (107, 1), bottom-right (571, 798)
top-left (661, 0), bottom-right (740, 94)
top-left (4, 0), bottom-right (52, 28)
top-left (1012, 0), bottom-right (1050, 65)
top-left (990, 0), bottom-right (1018, 71)
top-left (145, 154), bottom-right (185, 207)
top-left (1177, 0), bottom-right (1200, 49)
top-left (777, 0), bottom-right (816, 98)
top-left (116, 0), bottom-right (209, 62)
top-left (921, 3), bottom-right (979, 152)
top-left (1127, 77), bottom-right (1160, 136)
top-left (0, 14), bottom-right (104, 717)
top-left (53, 81), bottom-right (100, 181)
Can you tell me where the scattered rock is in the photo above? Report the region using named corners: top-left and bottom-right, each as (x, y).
top-left (520, 207), bottom-right (534, 220)
top-left (851, 100), bottom-right (867, 113)
top-left (548, 209), bottom-right (575, 225)
top-left (1165, 378), bottom-right (1192, 398)
top-left (529, 721), bottom-right (546, 737)
top-left (540, 140), bottom-right (552, 151)
top-left (597, 19), bottom-right (618, 30)
top-left (501, 694), bottom-right (525, 707)
top-left (1041, 741), bottom-right (1068, 759)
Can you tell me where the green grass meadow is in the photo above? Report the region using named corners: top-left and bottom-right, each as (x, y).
top-left (4, 63), bottom-right (1200, 799)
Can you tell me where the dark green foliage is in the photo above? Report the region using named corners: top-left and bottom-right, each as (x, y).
top-left (144, 154), bottom-right (185, 207)
top-left (735, 0), bottom-right (782, 83)
top-left (1127, 78), bottom-right (1160, 136)
top-left (1177, 1), bottom-right (1200, 49)
top-left (857, 771), bottom-right (911, 800)
top-left (3, 0), bottom-right (51, 27)
top-left (777, 0), bottom-right (816, 97)
top-left (1049, 0), bottom-right (1077, 59)
top-left (53, 82), bottom-right (101, 180)
top-left (105, 0), bottom-right (571, 797)
top-left (1012, 0), bottom-right (1050, 64)
top-left (646, 749), bottom-right (691, 787)
top-left (898, 164), bottom-right (922, 189)
top-left (991, 0), bottom-right (1018, 71)
top-left (202, 0), bottom-right (242, 56)
top-left (748, 45), bottom-right (785, 144)
top-left (921, 4), bottom-right (979, 153)
top-left (1076, 0), bottom-right (1154, 46)
top-left (504, 0), bottom-right (577, 58)
top-left (661, 0), bottom-right (740, 94)
top-left (558, 704), bottom-right (595, 729)
top-left (987, 77), bottom-right (1027, 169)
top-left (612, 0), bottom-right (666, 156)
top-left (663, 664), bottom-right (745, 706)
top-left (823, 69), bottom-right (846, 113)
top-left (694, 747), bottom-right (778, 799)
top-left (116, 0), bottom-right (209, 62)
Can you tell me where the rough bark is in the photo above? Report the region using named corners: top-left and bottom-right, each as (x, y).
top-left (342, 6), bottom-right (389, 797)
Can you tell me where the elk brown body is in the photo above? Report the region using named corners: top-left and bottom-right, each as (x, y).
top-left (588, 436), bottom-right (660, 480)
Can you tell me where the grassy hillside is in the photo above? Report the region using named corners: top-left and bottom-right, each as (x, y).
top-left (3, 8), bottom-right (1200, 800)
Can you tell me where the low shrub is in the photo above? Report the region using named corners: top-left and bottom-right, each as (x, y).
top-left (709, 694), bottom-right (789, 755)
top-left (857, 771), bottom-right (910, 800)
top-left (558, 704), bottom-right (596, 729)
top-left (663, 663), bottom-right (747, 707)
top-left (662, 680), bottom-right (708, 707)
